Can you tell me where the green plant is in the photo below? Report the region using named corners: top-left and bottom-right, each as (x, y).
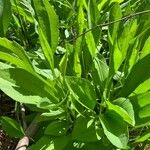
top-left (0, 0), bottom-right (150, 149)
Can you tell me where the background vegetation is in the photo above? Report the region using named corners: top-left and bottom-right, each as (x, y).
top-left (0, 0), bottom-right (150, 149)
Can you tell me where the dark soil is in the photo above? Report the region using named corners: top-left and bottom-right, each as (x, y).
top-left (0, 91), bottom-right (17, 150)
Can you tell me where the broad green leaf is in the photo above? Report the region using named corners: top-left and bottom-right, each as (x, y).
top-left (112, 98), bottom-right (135, 126)
top-left (77, 3), bottom-right (85, 34)
top-left (28, 136), bottom-right (52, 150)
top-left (70, 94), bottom-right (85, 115)
top-left (108, 3), bottom-right (122, 74)
top-left (100, 111), bottom-right (128, 149)
top-left (118, 19), bottom-right (138, 60)
top-left (127, 47), bottom-right (138, 73)
top-left (72, 116), bottom-right (103, 142)
top-left (140, 36), bottom-right (150, 59)
top-left (87, 0), bottom-right (101, 45)
top-left (121, 54), bottom-right (150, 97)
top-left (59, 52), bottom-right (68, 76)
top-left (0, 67), bottom-right (58, 105)
top-left (44, 120), bottom-right (69, 136)
top-left (65, 77), bottom-right (97, 110)
top-left (129, 92), bottom-right (150, 126)
top-left (73, 51), bottom-right (82, 77)
top-left (108, 2), bottom-right (122, 44)
top-left (38, 27), bottom-right (54, 70)
top-left (0, 62), bottom-right (13, 69)
top-left (73, 2), bottom-right (85, 77)
top-left (0, 116), bottom-right (24, 138)
top-left (85, 31), bottom-right (96, 58)
top-left (52, 136), bottom-right (71, 150)
top-left (87, 0), bottom-right (99, 28)
top-left (112, 42), bottom-right (122, 72)
top-left (32, 0), bottom-right (59, 51)
top-left (106, 98), bottom-right (135, 126)
top-left (0, 38), bottom-right (34, 72)
top-left (0, 0), bottom-right (11, 36)
top-left (92, 56), bottom-right (109, 91)
top-left (0, 51), bottom-right (27, 69)
top-left (0, 77), bottom-right (42, 105)
top-left (123, 39), bottom-right (138, 77)
top-left (97, 0), bottom-right (109, 12)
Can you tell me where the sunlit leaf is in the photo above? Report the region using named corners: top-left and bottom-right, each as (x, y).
top-left (121, 54), bottom-right (150, 97)
top-left (107, 98), bottom-right (135, 126)
top-left (65, 77), bottom-right (96, 110)
top-left (129, 92), bottom-right (150, 127)
top-left (32, 0), bottom-right (59, 51)
top-left (140, 36), bottom-right (150, 59)
top-left (100, 111), bottom-right (128, 149)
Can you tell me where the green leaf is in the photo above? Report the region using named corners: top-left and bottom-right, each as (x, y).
top-left (113, 98), bottom-right (135, 126)
top-left (106, 98), bottom-right (135, 126)
top-left (129, 92), bottom-right (150, 127)
top-left (70, 94), bottom-right (84, 115)
top-left (0, 116), bottom-right (24, 138)
top-left (133, 78), bottom-right (150, 94)
top-left (73, 51), bottom-right (82, 77)
top-left (11, 0), bottom-right (34, 23)
top-left (83, 140), bottom-right (114, 150)
top-left (32, 0), bottom-right (59, 51)
top-left (59, 52), bottom-right (68, 76)
top-left (72, 116), bottom-right (103, 142)
top-left (113, 98), bottom-right (135, 125)
top-left (127, 47), bottom-right (138, 73)
top-left (65, 77), bottom-right (97, 110)
top-left (108, 2), bottom-right (122, 44)
top-left (0, 38), bottom-right (34, 72)
top-left (109, 3), bottom-right (122, 74)
top-left (0, 67), bottom-right (58, 105)
top-left (87, 0), bottom-right (101, 45)
top-left (100, 111), bottom-right (128, 149)
top-left (35, 110), bottom-right (65, 122)
top-left (92, 56), bottom-right (109, 91)
top-left (52, 136), bottom-right (71, 150)
top-left (38, 27), bottom-right (54, 70)
top-left (87, 0), bottom-right (99, 28)
top-left (0, 51), bottom-right (27, 69)
top-left (44, 120), bottom-right (69, 136)
top-left (118, 19), bottom-right (138, 61)
top-left (140, 36), bottom-right (150, 59)
top-left (28, 136), bottom-right (70, 150)
top-left (28, 136), bottom-right (52, 150)
top-left (123, 39), bottom-right (138, 77)
top-left (85, 31), bottom-right (96, 58)
top-left (37, 98), bottom-right (58, 110)
top-left (77, 3), bottom-right (85, 34)
top-left (0, 0), bottom-right (11, 36)
top-left (112, 42), bottom-right (122, 73)
top-left (121, 54), bottom-right (150, 97)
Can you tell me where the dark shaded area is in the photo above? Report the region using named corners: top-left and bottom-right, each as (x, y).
top-left (0, 91), bottom-right (17, 150)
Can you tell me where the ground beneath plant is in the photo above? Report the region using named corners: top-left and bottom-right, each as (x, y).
top-left (0, 92), bottom-right (17, 150)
